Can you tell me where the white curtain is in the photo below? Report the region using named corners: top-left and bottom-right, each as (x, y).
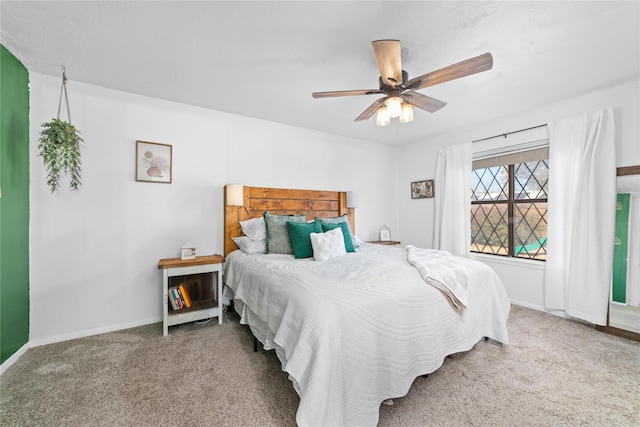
top-left (433, 142), bottom-right (472, 257)
top-left (544, 107), bottom-right (616, 325)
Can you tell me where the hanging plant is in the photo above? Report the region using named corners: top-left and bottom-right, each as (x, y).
top-left (38, 68), bottom-right (84, 192)
top-left (38, 118), bottom-right (83, 192)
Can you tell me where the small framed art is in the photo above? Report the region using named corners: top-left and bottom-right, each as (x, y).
top-left (379, 225), bottom-right (391, 241)
top-left (136, 140), bottom-right (172, 183)
top-left (411, 179), bottom-right (434, 199)
top-left (181, 241), bottom-right (196, 260)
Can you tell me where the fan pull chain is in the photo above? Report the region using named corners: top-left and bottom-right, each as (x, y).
top-left (56, 67), bottom-right (71, 122)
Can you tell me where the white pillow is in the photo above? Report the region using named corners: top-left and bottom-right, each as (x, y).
top-left (232, 236), bottom-right (266, 255)
top-left (240, 217), bottom-right (266, 241)
top-left (310, 228), bottom-right (346, 261)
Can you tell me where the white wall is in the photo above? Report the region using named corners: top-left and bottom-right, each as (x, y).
top-left (28, 72), bottom-right (639, 343)
top-left (29, 73), bottom-right (400, 345)
top-left (398, 78), bottom-right (640, 310)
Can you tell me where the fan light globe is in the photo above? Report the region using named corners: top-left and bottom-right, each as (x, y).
top-left (376, 107), bottom-right (391, 126)
top-left (386, 96), bottom-right (402, 118)
top-left (399, 103), bottom-right (414, 123)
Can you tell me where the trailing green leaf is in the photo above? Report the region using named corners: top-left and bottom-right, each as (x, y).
top-left (38, 118), bottom-right (84, 192)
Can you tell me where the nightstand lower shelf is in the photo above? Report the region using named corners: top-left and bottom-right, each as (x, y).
top-left (166, 300), bottom-right (221, 327)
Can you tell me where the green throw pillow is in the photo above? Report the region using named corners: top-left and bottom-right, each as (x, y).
top-left (287, 219), bottom-right (323, 259)
top-left (321, 222), bottom-right (355, 252)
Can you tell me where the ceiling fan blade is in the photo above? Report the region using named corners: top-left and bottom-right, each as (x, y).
top-left (401, 91), bottom-right (447, 113)
top-left (312, 89), bottom-right (382, 98)
top-left (405, 52), bottom-right (493, 90)
top-left (355, 97), bottom-right (387, 121)
top-left (372, 40), bottom-right (403, 87)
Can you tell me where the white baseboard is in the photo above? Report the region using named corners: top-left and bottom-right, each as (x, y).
top-left (509, 299), bottom-right (545, 312)
top-left (510, 299), bottom-right (593, 325)
top-left (2, 316), bottom-right (163, 374)
top-left (29, 316), bottom-right (162, 348)
top-left (0, 342), bottom-right (30, 376)
top-left (510, 299), bottom-right (574, 319)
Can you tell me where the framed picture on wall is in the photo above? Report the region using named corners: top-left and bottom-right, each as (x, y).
top-left (411, 179), bottom-right (434, 199)
top-left (136, 140), bottom-right (172, 183)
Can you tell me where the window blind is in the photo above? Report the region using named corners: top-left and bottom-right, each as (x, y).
top-left (473, 146), bottom-right (548, 169)
top-left (472, 125), bottom-right (548, 169)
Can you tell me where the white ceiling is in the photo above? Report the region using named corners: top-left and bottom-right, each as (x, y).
top-left (2, 1), bottom-right (639, 146)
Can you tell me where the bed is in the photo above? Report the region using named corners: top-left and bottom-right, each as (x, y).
top-left (223, 185), bottom-right (511, 426)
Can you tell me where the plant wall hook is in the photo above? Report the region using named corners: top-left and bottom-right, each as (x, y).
top-left (37, 67), bottom-right (84, 193)
top-left (57, 66), bottom-right (71, 122)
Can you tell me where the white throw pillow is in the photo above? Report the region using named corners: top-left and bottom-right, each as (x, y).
top-left (232, 236), bottom-right (266, 255)
top-left (310, 228), bottom-right (346, 261)
top-left (240, 217), bottom-right (266, 241)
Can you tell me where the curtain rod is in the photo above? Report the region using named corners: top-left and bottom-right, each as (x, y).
top-left (472, 124), bottom-right (547, 143)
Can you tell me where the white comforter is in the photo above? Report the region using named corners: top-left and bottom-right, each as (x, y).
top-left (224, 243), bottom-right (510, 427)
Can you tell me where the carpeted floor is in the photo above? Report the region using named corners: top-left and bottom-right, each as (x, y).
top-left (1, 305), bottom-right (639, 426)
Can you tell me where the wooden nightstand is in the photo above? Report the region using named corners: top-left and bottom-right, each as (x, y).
top-left (368, 240), bottom-right (401, 245)
top-left (158, 254), bottom-right (225, 336)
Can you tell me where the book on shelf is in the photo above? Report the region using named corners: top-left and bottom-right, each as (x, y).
top-left (174, 287), bottom-right (184, 309)
top-left (168, 287), bottom-right (178, 310)
top-left (178, 284), bottom-right (192, 308)
top-left (168, 284), bottom-right (194, 311)
top-left (169, 286), bottom-right (184, 310)
top-left (175, 286), bottom-right (185, 309)
top-left (170, 287), bottom-right (177, 309)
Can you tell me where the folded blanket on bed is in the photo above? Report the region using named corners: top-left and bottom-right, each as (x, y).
top-left (406, 245), bottom-right (469, 310)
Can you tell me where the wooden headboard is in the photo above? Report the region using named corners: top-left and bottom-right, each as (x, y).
top-left (224, 185), bottom-right (355, 256)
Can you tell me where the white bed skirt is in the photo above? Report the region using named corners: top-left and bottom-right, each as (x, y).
top-left (226, 287), bottom-right (302, 395)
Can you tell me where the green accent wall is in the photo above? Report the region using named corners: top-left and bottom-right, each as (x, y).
top-left (0, 45), bottom-right (30, 364)
top-left (613, 193), bottom-right (630, 303)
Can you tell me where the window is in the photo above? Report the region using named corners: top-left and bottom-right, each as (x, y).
top-left (471, 147), bottom-right (548, 260)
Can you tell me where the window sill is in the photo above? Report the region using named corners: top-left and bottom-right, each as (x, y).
top-left (470, 253), bottom-right (545, 271)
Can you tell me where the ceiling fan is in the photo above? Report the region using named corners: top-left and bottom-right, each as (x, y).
top-left (312, 40), bottom-right (493, 126)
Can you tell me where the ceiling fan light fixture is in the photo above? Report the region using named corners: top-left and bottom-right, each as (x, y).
top-left (376, 107), bottom-right (391, 126)
top-left (312, 41), bottom-right (493, 126)
top-left (399, 103), bottom-right (414, 123)
top-left (386, 96), bottom-right (402, 118)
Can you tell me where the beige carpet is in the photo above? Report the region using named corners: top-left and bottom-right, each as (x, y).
top-left (1, 305), bottom-right (639, 426)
